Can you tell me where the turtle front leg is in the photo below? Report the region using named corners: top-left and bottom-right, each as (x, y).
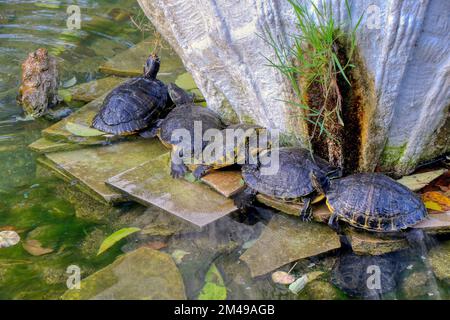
top-left (192, 165), bottom-right (210, 180)
top-left (232, 186), bottom-right (256, 210)
top-left (299, 197), bottom-right (313, 222)
top-left (170, 147), bottom-right (188, 179)
top-left (327, 212), bottom-right (341, 232)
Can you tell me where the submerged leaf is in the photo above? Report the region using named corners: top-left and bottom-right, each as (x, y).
top-left (0, 231), bottom-right (20, 248)
top-left (66, 122), bottom-right (106, 137)
top-left (97, 227), bottom-right (141, 255)
top-left (197, 263), bottom-right (227, 300)
top-left (23, 239), bottom-right (53, 256)
top-left (397, 169), bottom-right (447, 191)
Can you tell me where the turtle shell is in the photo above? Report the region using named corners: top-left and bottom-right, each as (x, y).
top-left (242, 147), bottom-right (337, 200)
top-left (158, 103), bottom-right (225, 155)
top-left (202, 124), bottom-right (269, 168)
top-left (92, 76), bottom-right (171, 135)
top-left (326, 173), bottom-right (427, 232)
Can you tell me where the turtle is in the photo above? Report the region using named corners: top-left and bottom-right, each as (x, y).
top-left (91, 53), bottom-right (173, 136)
top-left (233, 147), bottom-right (341, 221)
top-left (153, 83), bottom-right (226, 178)
top-left (331, 251), bottom-right (410, 299)
top-left (312, 173), bottom-right (427, 232)
top-left (191, 123), bottom-right (271, 179)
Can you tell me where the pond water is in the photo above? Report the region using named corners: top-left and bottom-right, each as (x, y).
top-left (0, 0), bottom-right (449, 300)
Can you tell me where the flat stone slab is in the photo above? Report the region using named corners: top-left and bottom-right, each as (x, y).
top-left (240, 214), bottom-right (340, 277)
top-left (43, 139), bottom-right (167, 203)
top-left (99, 38), bottom-right (184, 80)
top-left (345, 229), bottom-right (409, 255)
top-left (412, 211), bottom-right (450, 234)
top-left (64, 76), bottom-right (128, 102)
top-left (201, 170), bottom-right (244, 197)
top-left (42, 94), bottom-right (127, 146)
top-left (106, 153), bottom-right (237, 227)
top-left (29, 138), bottom-right (81, 154)
top-left (256, 194), bottom-right (331, 223)
top-left (62, 247), bottom-right (186, 300)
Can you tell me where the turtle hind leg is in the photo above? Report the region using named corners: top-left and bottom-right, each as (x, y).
top-left (232, 187), bottom-right (256, 210)
top-left (299, 198), bottom-right (313, 222)
top-left (192, 165), bottom-right (209, 180)
top-left (170, 161), bottom-right (188, 179)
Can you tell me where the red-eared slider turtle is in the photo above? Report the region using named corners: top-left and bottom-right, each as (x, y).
top-left (92, 54), bottom-right (173, 136)
top-left (192, 123), bottom-right (271, 179)
top-left (234, 147), bottom-right (341, 221)
top-left (314, 173), bottom-right (427, 232)
top-left (155, 83), bottom-right (225, 178)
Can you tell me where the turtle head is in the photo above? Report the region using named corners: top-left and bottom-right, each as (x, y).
top-left (144, 53), bottom-right (160, 79)
top-left (168, 83), bottom-right (194, 106)
top-left (310, 171), bottom-right (330, 195)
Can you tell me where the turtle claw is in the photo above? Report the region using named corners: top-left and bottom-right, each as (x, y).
top-left (170, 162), bottom-right (188, 179)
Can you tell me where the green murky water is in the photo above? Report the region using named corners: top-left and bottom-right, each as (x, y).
top-left (0, 0), bottom-right (449, 301)
top-left (0, 0), bottom-right (150, 299)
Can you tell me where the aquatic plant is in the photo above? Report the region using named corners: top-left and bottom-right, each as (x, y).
top-left (264, 0), bottom-right (362, 167)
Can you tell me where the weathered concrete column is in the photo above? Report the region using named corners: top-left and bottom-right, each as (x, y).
top-left (138, 0), bottom-right (449, 176)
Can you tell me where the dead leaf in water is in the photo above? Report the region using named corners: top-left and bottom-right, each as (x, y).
top-left (22, 239), bottom-right (54, 256)
top-left (144, 241), bottom-right (167, 250)
top-left (422, 191), bottom-right (450, 213)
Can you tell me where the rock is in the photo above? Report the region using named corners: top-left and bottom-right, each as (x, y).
top-left (0, 231), bottom-right (20, 248)
top-left (107, 153), bottom-right (237, 227)
top-left (429, 240), bottom-right (450, 285)
top-left (201, 170), bottom-right (244, 198)
top-left (62, 247), bottom-right (186, 300)
top-left (412, 212), bottom-right (450, 234)
top-left (299, 280), bottom-right (344, 300)
top-left (240, 215), bottom-right (340, 277)
top-left (18, 48), bottom-right (58, 117)
top-left (346, 229), bottom-right (409, 255)
top-left (138, 0), bottom-right (450, 175)
top-left (28, 138), bottom-right (81, 154)
top-left (397, 169), bottom-right (448, 191)
top-left (43, 139), bottom-right (167, 204)
top-left (63, 76), bottom-right (128, 103)
top-left (255, 195), bottom-right (331, 223)
top-left (400, 271), bottom-right (435, 299)
top-left (99, 38), bottom-right (184, 79)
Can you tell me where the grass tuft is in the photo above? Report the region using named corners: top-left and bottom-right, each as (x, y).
top-left (263, 0), bottom-right (362, 164)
